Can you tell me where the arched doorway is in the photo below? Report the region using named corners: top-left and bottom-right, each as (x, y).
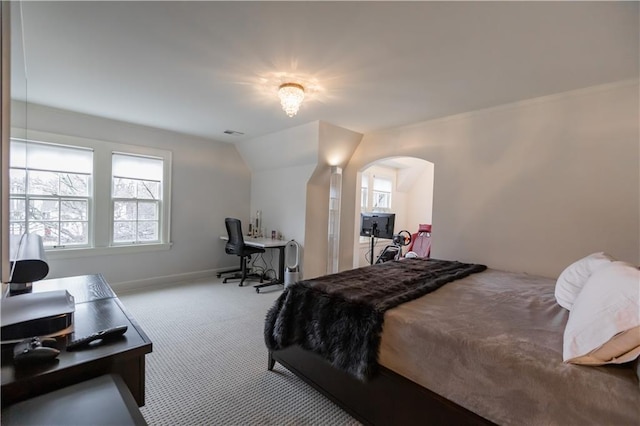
top-left (353, 157), bottom-right (434, 268)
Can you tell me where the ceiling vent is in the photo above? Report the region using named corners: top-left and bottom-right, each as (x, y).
top-left (223, 130), bottom-right (244, 136)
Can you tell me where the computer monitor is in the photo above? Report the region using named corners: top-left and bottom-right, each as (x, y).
top-left (360, 212), bottom-right (395, 240)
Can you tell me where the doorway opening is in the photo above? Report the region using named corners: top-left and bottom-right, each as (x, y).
top-left (353, 157), bottom-right (434, 268)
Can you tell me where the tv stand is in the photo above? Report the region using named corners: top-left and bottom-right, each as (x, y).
top-left (369, 234), bottom-right (376, 265)
top-left (368, 223), bottom-right (378, 265)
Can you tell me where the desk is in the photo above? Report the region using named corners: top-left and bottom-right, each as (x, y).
top-left (220, 236), bottom-right (287, 293)
top-left (1, 274), bottom-right (152, 407)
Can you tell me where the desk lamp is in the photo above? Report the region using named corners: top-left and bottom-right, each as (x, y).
top-left (8, 233), bottom-right (49, 295)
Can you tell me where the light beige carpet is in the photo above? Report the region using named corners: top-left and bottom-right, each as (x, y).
top-left (118, 278), bottom-right (361, 425)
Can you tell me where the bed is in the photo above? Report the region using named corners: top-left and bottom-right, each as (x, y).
top-left (264, 258), bottom-right (640, 425)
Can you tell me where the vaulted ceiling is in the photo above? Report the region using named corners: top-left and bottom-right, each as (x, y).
top-left (10, 1), bottom-right (639, 143)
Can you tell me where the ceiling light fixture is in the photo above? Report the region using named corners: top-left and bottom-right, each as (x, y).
top-left (278, 83), bottom-right (305, 117)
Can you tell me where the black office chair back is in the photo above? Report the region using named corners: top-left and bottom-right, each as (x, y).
top-left (225, 218), bottom-right (245, 255)
top-left (222, 217), bottom-right (265, 287)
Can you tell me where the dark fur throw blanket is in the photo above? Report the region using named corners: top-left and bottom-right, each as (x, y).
top-left (264, 258), bottom-right (486, 380)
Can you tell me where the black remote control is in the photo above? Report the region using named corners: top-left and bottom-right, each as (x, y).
top-left (66, 325), bottom-right (128, 351)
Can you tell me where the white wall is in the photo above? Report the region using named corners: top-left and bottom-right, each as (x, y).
top-left (14, 80), bottom-right (634, 286)
top-left (235, 123), bottom-right (318, 279)
top-left (251, 164), bottom-right (316, 244)
top-left (11, 102), bottom-right (252, 289)
top-left (304, 122), bottom-right (363, 278)
top-left (236, 122), bottom-right (318, 241)
top-left (237, 121), bottom-right (362, 279)
top-left (340, 80), bottom-right (640, 278)
top-left (250, 163), bottom-right (315, 275)
top-left (404, 163), bottom-right (434, 229)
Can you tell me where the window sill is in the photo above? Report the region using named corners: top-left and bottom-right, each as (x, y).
top-left (45, 242), bottom-right (172, 260)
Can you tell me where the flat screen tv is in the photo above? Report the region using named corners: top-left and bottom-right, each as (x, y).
top-left (360, 212), bottom-right (395, 240)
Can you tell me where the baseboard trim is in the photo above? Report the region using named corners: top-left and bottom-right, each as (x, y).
top-left (112, 267), bottom-right (238, 294)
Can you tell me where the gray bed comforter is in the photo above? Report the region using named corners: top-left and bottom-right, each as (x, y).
top-left (379, 268), bottom-right (640, 425)
top-left (265, 258), bottom-right (486, 380)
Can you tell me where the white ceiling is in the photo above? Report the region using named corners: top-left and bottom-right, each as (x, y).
top-left (10, 1), bottom-right (639, 143)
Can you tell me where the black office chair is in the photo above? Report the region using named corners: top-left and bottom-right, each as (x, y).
top-left (222, 218), bottom-right (265, 287)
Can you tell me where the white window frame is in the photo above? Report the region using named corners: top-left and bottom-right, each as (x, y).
top-left (9, 139), bottom-right (95, 249)
top-left (371, 176), bottom-right (392, 211)
top-left (10, 128), bottom-right (172, 260)
top-left (360, 175), bottom-right (368, 210)
top-left (361, 173), bottom-right (393, 213)
top-left (111, 153), bottom-right (164, 246)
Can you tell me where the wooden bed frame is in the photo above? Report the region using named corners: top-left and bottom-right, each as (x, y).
top-left (269, 346), bottom-right (495, 426)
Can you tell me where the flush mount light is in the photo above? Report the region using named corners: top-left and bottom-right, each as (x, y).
top-left (278, 83), bottom-right (305, 117)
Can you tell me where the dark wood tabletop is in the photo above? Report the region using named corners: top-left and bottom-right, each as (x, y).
top-left (1, 274), bottom-right (152, 407)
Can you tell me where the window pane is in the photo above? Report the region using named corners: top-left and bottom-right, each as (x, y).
top-left (10, 169), bottom-right (25, 194)
top-left (61, 200), bottom-right (88, 220)
top-left (113, 178), bottom-right (136, 198)
top-left (9, 199), bottom-right (25, 220)
top-left (114, 201), bottom-right (136, 220)
top-left (114, 221), bottom-right (136, 243)
top-left (60, 222), bottom-right (88, 245)
top-left (138, 202), bottom-right (158, 220)
top-left (29, 222), bottom-right (59, 247)
top-left (137, 221), bottom-right (158, 242)
top-left (28, 171), bottom-right (59, 195)
top-left (111, 152), bottom-right (166, 245)
top-left (10, 222), bottom-right (26, 235)
top-left (29, 199), bottom-right (60, 221)
top-left (9, 140), bottom-right (95, 251)
top-left (373, 192), bottom-right (390, 209)
top-left (59, 173), bottom-right (89, 196)
top-left (137, 180), bottom-right (160, 200)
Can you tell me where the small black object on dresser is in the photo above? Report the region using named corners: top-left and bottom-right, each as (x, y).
top-left (13, 337), bottom-right (60, 365)
top-left (66, 325), bottom-right (128, 351)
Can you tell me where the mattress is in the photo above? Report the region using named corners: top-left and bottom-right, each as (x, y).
top-left (379, 268), bottom-right (640, 425)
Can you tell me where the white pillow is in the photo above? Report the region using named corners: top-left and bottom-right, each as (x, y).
top-left (555, 252), bottom-right (615, 310)
top-left (563, 261), bottom-right (640, 365)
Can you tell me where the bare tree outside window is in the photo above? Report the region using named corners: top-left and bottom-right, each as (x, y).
top-left (8, 137), bottom-right (171, 253)
top-left (9, 140), bottom-right (93, 247)
top-left (360, 173), bottom-right (392, 213)
top-left (112, 153), bottom-right (163, 244)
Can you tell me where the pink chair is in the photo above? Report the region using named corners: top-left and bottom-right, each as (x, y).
top-left (406, 224), bottom-right (431, 258)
